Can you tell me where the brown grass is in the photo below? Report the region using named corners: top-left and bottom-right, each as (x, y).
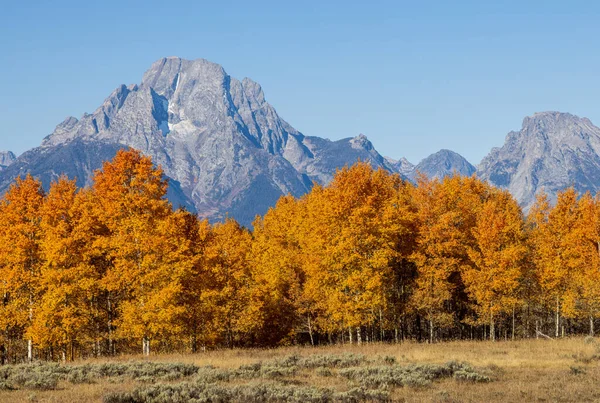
top-left (2, 337), bottom-right (600, 402)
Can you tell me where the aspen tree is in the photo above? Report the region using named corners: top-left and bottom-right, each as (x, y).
top-left (0, 175), bottom-right (45, 361)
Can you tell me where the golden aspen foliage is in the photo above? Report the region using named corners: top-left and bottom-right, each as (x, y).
top-left (7, 147), bottom-right (600, 356)
top-left (300, 163), bottom-right (403, 342)
top-left (250, 195), bottom-right (307, 345)
top-left (566, 192), bottom-right (600, 335)
top-left (90, 149), bottom-right (177, 354)
top-left (177, 214), bottom-right (212, 352)
top-left (410, 174), bottom-right (491, 342)
top-left (0, 175), bottom-right (45, 360)
top-left (463, 190), bottom-right (527, 340)
top-left (29, 177), bottom-right (98, 360)
top-left (202, 219), bottom-right (253, 347)
top-left (529, 188), bottom-right (579, 337)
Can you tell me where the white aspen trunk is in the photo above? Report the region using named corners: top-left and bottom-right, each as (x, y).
top-left (591, 316), bottom-right (595, 337)
top-left (429, 317), bottom-right (434, 344)
top-left (490, 312), bottom-right (495, 342)
top-left (356, 327), bottom-right (362, 345)
top-left (108, 296), bottom-right (113, 355)
top-left (307, 315), bottom-right (314, 346)
top-left (394, 327), bottom-right (399, 343)
top-left (512, 306), bottom-right (516, 341)
top-left (348, 327), bottom-right (353, 344)
top-left (555, 296), bottom-right (560, 338)
top-left (379, 309), bottom-right (384, 342)
top-left (535, 320), bottom-right (539, 339)
top-left (27, 340), bottom-right (33, 362)
top-left (562, 325), bottom-right (565, 338)
top-left (28, 300), bottom-right (33, 362)
top-left (142, 337), bottom-right (150, 356)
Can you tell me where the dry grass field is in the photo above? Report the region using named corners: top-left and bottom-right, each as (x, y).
top-left (1, 337), bottom-right (600, 402)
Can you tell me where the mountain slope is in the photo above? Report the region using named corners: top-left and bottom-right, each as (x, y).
top-left (410, 149), bottom-right (476, 180)
top-left (0, 57), bottom-right (393, 226)
top-left (478, 111), bottom-right (600, 209)
top-left (385, 156), bottom-right (415, 176)
top-left (0, 151), bottom-right (15, 170)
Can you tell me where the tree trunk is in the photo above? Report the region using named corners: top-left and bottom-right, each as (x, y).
top-left (591, 316), bottom-right (595, 337)
top-left (490, 312), bottom-right (495, 342)
top-left (28, 300), bottom-right (33, 362)
top-left (512, 306), bottom-right (516, 341)
top-left (307, 315), bottom-right (314, 346)
top-left (429, 316), bottom-right (434, 344)
top-left (348, 327), bottom-right (353, 344)
top-left (142, 337), bottom-right (150, 356)
top-left (356, 327), bottom-right (362, 345)
top-left (555, 296), bottom-right (560, 338)
top-left (108, 295), bottom-right (114, 355)
top-left (379, 309), bottom-right (384, 342)
top-left (27, 340), bottom-right (33, 362)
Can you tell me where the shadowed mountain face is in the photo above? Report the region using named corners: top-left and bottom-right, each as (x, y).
top-left (0, 57), bottom-right (394, 226)
top-left (477, 112), bottom-right (600, 210)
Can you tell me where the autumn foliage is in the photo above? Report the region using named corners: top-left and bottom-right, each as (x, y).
top-left (0, 148), bottom-right (599, 362)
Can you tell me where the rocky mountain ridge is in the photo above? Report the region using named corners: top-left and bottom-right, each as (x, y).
top-left (0, 151), bottom-right (15, 170)
top-left (477, 111), bottom-right (600, 210)
top-left (0, 57), bottom-right (395, 225)
top-left (2, 57), bottom-right (598, 221)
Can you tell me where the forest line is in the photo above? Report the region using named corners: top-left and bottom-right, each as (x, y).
top-left (0, 148), bottom-right (598, 363)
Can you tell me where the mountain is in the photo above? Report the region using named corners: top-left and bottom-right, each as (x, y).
top-left (409, 149), bottom-right (476, 180)
top-left (0, 57), bottom-right (393, 226)
top-left (385, 156), bottom-right (415, 176)
top-left (478, 111), bottom-right (600, 209)
top-left (0, 151), bottom-right (15, 170)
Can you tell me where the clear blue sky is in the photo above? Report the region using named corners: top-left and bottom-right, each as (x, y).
top-left (2, 0), bottom-right (600, 164)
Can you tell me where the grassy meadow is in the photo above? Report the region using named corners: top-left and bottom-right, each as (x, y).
top-left (1, 337), bottom-right (599, 402)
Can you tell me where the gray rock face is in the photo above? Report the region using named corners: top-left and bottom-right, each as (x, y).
top-left (477, 111), bottom-right (600, 210)
top-left (385, 156), bottom-right (415, 176)
top-left (409, 149), bottom-right (475, 181)
top-left (0, 57), bottom-right (392, 226)
top-left (0, 151), bottom-right (16, 170)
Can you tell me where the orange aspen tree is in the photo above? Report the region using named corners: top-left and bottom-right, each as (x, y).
top-left (202, 219), bottom-right (252, 347)
top-left (116, 209), bottom-right (193, 355)
top-left (30, 177), bottom-right (98, 360)
top-left (91, 148), bottom-right (174, 355)
top-left (410, 175), bottom-right (462, 343)
top-left (0, 175), bottom-right (45, 361)
top-left (411, 174), bottom-right (490, 342)
top-left (250, 195), bottom-right (307, 345)
top-left (380, 180), bottom-right (419, 343)
top-left (530, 188), bottom-right (579, 338)
top-left (177, 214), bottom-right (212, 352)
top-left (567, 193), bottom-right (600, 335)
top-left (301, 163), bottom-right (400, 344)
top-left (463, 190), bottom-right (527, 341)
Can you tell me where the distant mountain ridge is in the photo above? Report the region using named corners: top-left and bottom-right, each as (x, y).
top-left (477, 111), bottom-right (600, 210)
top-left (0, 57), bottom-right (395, 226)
top-left (2, 57), bottom-right (598, 221)
top-left (408, 149), bottom-right (476, 181)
